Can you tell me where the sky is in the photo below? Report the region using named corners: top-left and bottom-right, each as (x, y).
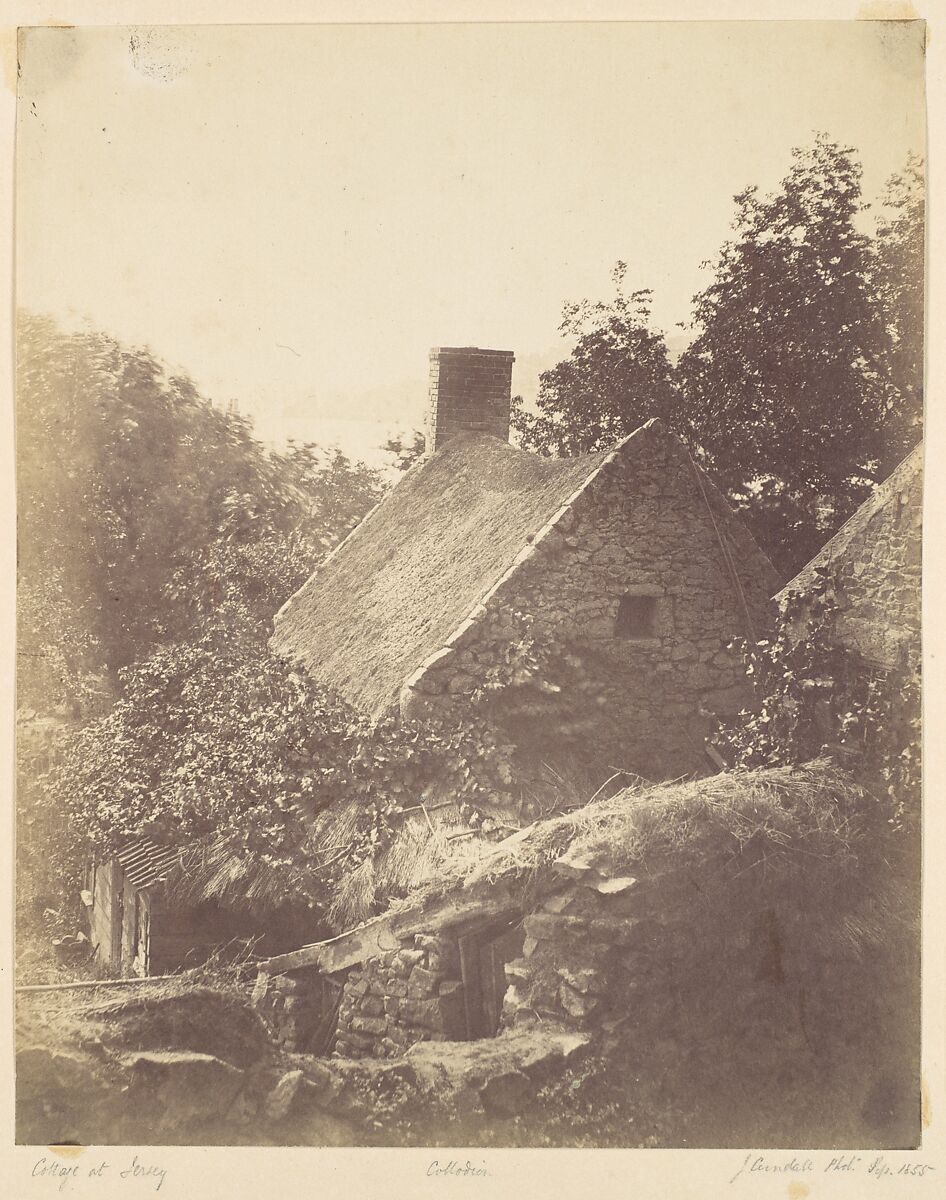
top-left (15, 21), bottom-right (926, 459)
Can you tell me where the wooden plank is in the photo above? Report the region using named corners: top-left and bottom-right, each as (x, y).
top-left (259, 886), bottom-right (521, 976)
top-left (16, 976), bottom-right (182, 995)
top-left (458, 932), bottom-right (483, 1039)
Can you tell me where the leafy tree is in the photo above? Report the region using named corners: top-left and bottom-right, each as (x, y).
top-left (676, 136), bottom-right (911, 574)
top-left (16, 316), bottom-right (388, 939)
top-left (512, 262), bottom-right (679, 455)
top-left (16, 314), bottom-right (383, 710)
top-left (382, 429), bottom-right (426, 472)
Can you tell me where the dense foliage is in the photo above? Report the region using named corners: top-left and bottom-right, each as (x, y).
top-left (35, 629), bottom-right (518, 922)
top-left (17, 316), bottom-right (384, 936)
top-left (713, 579), bottom-right (920, 835)
top-left (512, 263), bottom-right (678, 456)
top-left (513, 139), bottom-right (923, 576)
top-left (17, 313), bottom-right (382, 710)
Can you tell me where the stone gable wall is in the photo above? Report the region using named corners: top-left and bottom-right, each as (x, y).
top-left (402, 428), bottom-right (779, 782)
top-left (783, 453), bottom-right (922, 672)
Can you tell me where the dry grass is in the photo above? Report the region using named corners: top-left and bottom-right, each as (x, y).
top-left (172, 841), bottom-right (316, 913)
top-left (388, 760), bottom-right (902, 960)
top-left (322, 800), bottom-right (468, 928)
top-left (403, 759), bottom-right (861, 894)
top-left (172, 793), bottom-right (470, 930)
top-left (271, 431), bottom-right (611, 719)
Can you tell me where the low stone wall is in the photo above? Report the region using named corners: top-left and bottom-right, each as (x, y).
top-left (333, 933), bottom-right (466, 1058)
top-left (493, 866), bottom-right (919, 1147)
top-left (250, 829), bottom-right (918, 1148)
top-left (500, 881), bottom-right (659, 1032)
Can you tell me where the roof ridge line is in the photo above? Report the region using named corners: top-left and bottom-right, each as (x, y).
top-left (776, 443), bottom-right (923, 602)
top-left (397, 421), bottom-right (660, 715)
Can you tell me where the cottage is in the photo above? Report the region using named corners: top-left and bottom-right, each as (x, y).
top-left (272, 346), bottom-right (779, 792)
top-left (777, 444), bottom-right (922, 672)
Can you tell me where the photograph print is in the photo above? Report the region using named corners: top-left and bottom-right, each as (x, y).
top-left (14, 18), bottom-right (926, 1150)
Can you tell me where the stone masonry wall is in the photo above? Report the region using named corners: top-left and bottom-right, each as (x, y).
top-left (499, 870), bottom-right (919, 1147)
top-left (251, 968), bottom-right (333, 1053)
top-left (333, 933), bottom-right (467, 1059)
top-left (401, 422), bottom-right (780, 783)
top-left (781, 448), bottom-right (922, 672)
top-left (250, 854), bottom-right (917, 1144)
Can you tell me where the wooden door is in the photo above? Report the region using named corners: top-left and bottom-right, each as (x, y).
top-left (458, 919), bottom-right (524, 1039)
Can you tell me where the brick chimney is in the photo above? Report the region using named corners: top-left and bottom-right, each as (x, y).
top-left (425, 346), bottom-right (515, 453)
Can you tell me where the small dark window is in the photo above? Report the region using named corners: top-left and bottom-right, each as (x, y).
top-left (616, 594), bottom-right (658, 639)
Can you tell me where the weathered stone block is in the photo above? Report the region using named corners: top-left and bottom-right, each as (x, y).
top-left (559, 983), bottom-right (602, 1022)
top-left (302, 1061), bottom-right (344, 1106)
top-left (408, 965), bottom-right (442, 996)
top-left (503, 958), bottom-right (530, 982)
top-left (350, 1014), bottom-right (387, 1037)
top-left (589, 916), bottom-right (644, 944)
top-left (122, 1051), bottom-right (244, 1128)
top-left (346, 1029), bottom-right (377, 1051)
top-left (557, 966), bottom-right (601, 994)
top-left (542, 891), bottom-right (578, 914)
top-left (524, 912), bottom-right (589, 940)
top-left (264, 1069), bottom-right (305, 1122)
top-left (480, 1070), bottom-right (532, 1117)
top-left (400, 997), bottom-right (443, 1030)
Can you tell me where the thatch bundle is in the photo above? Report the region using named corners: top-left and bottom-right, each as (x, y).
top-left (170, 791), bottom-right (470, 929)
top-left (391, 759), bottom-right (915, 963)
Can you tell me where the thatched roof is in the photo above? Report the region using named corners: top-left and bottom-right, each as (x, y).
top-left (778, 445), bottom-right (923, 603)
top-left (261, 760), bottom-right (888, 976)
top-left (394, 758), bottom-right (869, 913)
top-left (272, 432), bottom-right (612, 719)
